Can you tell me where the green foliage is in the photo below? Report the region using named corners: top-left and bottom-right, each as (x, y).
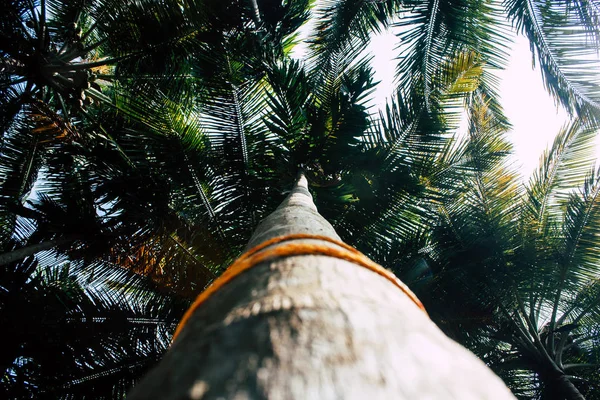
top-left (505, 0), bottom-right (600, 122)
top-left (392, 102), bottom-right (600, 397)
top-left (2, 0), bottom-right (600, 397)
top-left (0, 258), bottom-right (186, 399)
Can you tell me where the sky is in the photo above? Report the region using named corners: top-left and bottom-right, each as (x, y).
top-left (495, 34), bottom-right (573, 177)
top-left (367, 29), bottom-right (575, 180)
top-left (293, 17), bottom-right (597, 181)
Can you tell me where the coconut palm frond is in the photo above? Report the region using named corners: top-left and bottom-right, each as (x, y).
top-left (395, 0), bottom-right (510, 111)
top-left (505, 0), bottom-right (600, 121)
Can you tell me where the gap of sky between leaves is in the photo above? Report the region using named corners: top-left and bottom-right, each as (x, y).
top-left (367, 29), bottom-right (575, 180)
top-left (293, 26), bottom-right (583, 181)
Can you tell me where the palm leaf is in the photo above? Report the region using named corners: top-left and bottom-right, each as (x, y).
top-left (505, 0), bottom-right (600, 121)
top-left (395, 0), bottom-right (510, 111)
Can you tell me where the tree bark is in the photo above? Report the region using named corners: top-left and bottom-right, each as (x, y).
top-left (556, 374), bottom-right (586, 400)
top-left (544, 366), bottom-right (586, 400)
top-left (129, 173), bottom-right (515, 399)
top-left (0, 235), bottom-right (79, 266)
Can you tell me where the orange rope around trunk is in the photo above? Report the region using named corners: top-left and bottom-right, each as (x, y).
top-left (171, 233), bottom-right (427, 343)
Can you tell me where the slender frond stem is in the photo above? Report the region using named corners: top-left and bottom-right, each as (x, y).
top-left (38, 0), bottom-right (46, 51)
top-left (56, 92), bottom-right (69, 117)
top-left (515, 290), bottom-right (540, 342)
top-left (498, 304), bottom-right (538, 354)
top-left (501, 300), bottom-right (559, 371)
top-left (179, 142), bottom-right (228, 245)
top-left (423, 0), bottom-right (440, 112)
top-left (549, 272), bottom-right (566, 353)
top-left (63, 361), bottom-right (147, 388)
top-left (47, 56), bottom-right (129, 72)
top-left (19, 18), bottom-right (34, 41)
top-left (18, 134), bottom-right (38, 204)
top-left (230, 83), bottom-right (254, 226)
top-left (555, 331), bottom-right (570, 367)
top-left (80, 38), bottom-right (109, 56)
top-left (56, 39), bottom-right (70, 56)
top-left (182, 155), bottom-right (216, 223)
top-left (59, 38), bottom-right (109, 63)
top-left (78, 108), bottom-right (135, 168)
top-left (563, 334), bottom-right (596, 351)
top-left (529, 285), bottom-right (538, 327)
top-left (524, 0), bottom-right (600, 110)
top-left (563, 363), bottom-right (600, 370)
top-left (248, 0), bottom-right (263, 29)
top-left (168, 235), bottom-right (216, 279)
top-left (231, 85), bottom-right (249, 169)
top-left (533, 282), bottom-right (547, 326)
top-left (5, 77), bottom-right (28, 87)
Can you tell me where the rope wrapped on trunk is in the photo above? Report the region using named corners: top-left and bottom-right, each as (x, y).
top-left (171, 233), bottom-right (427, 343)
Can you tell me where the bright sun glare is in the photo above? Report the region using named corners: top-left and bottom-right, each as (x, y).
top-left (294, 22), bottom-right (593, 181)
top-left (367, 29), bottom-right (578, 180)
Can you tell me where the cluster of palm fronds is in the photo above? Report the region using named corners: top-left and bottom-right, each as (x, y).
top-left (384, 105), bottom-right (600, 399)
top-left (1, 0), bottom-right (600, 398)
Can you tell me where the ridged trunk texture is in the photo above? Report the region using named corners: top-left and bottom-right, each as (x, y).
top-left (129, 174), bottom-right (515, 399)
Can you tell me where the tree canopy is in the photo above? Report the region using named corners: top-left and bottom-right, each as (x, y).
top-left (1, 0), bottom-right (600, 398)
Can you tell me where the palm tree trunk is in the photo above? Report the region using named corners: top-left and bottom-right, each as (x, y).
top-left (0, 235), bottom-right (79, 266)
top-left (129, 173), bottom-right (515, 399)
top-left (544, 366), bottom-right (586, 400)
top-left (556, 375), bottom-right (586, 400)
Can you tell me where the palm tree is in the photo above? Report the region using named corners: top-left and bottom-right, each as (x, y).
top-left (3, 0), bottom-right (598, 290)
top-left (128, 171), bottom-right (516, 399)
top-left (390, 100), bottom-right (600, 398)
top-left (1, 4), bottom-right (501, 396)
top-left (2, 0), bottom-right (600, 397)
